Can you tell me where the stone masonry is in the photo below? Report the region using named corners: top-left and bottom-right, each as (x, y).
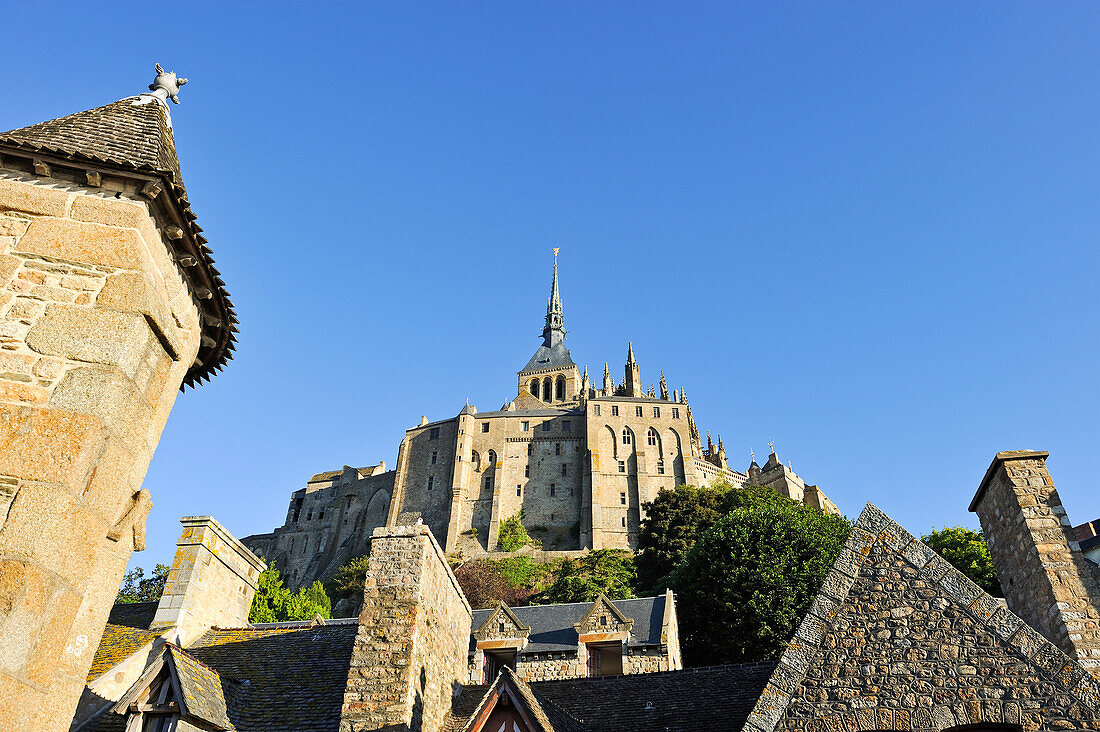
top-left (970, 450), bottom-right (1100, 674)
top-left (0, 81), bottom-right (235, 732)
top-left (340, 523), bottom-right (473, 732)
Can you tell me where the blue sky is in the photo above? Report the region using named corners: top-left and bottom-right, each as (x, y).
top-left (2, 3), bottom-right (1099, 570)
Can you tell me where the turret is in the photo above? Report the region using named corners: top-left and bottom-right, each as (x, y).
top-left (603, 363), bottom-right (613, 394)
top-left (625, 342), bottom-right (642, 397)
top-left (659, 371), bottom-right (670, 400)
top-left (580, 365), bottom-right (590, 399)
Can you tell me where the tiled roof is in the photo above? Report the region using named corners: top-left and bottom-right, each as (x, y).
top-left (470, 596), bottom-right (666, 654)
top-left (168, 645), bottom-right (233, 730)
top-left (446, 668), bottom-right (586, 732)
top-left (532, 663), bottom-right (776, 731)
top-left (86, 602), bottom-right (161, 682)
top-left (522, 342), bottom-right (576, 373)
top-left (0, 96), bottom-right (236, 387)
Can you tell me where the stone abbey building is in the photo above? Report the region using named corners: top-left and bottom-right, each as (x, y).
top-left (244, 257), bottom-right (837, 587)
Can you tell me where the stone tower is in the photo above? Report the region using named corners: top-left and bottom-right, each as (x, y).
top-left (516, 253), bottom-right (579, 403)
top-left (970, 450), bottom-right (1100, 673)
top-left (624, 342), bottom-right (641, 397)
top-left (0, 68), bottom-right (236, 731)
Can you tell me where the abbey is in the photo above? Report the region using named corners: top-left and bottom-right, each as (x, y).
top-left (245, 256), bottom-right (837, 588)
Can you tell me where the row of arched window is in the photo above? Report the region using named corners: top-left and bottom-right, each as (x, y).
top-left (529, 374), bottom-right (568, 402)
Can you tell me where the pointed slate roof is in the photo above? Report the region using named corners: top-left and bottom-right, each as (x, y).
top-left (0, 93), bottom-right (236, 387)
top-left (742, 503), bottom-right (1100, 732)
top-left (448, 666), bottom-right (585, 732)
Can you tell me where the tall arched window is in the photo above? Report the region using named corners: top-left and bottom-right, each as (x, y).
top-left (542, 377), bottom-right (551, 402)
top-left (622, 427), bottom-right (633, 445)
top-left (555, 375), bottom-right (566, 401)
top-left (647, 428), bottom-right (658, 446)
top-left (487, 450), bottom-right (497, 467)
top-left (529, 379), bottom-right (539, 397)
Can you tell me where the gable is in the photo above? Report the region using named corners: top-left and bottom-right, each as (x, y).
top-left (511, 391), bottom-right (548, 410)
top-left (574, 595), bottom-right (633, 641)
top-left (475, 603), bottom-right (532, 647)
top-left (743, 503), bottom-right (1100, 732)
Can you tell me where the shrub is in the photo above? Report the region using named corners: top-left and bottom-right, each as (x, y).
top-left (498, 513), bottom-right (532, 552)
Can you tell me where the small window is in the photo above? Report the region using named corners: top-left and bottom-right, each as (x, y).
top-left (525, 464), bottom-right (530, 478)
top-left (617, 461), bottom-right (625, 473)
top-left (570, 487), bottom-right (574, 497)
top-left (563, 421), bottom-right (571, 432)
top-left (429, 427), bottom-right (440, 440)
top-left (482, 422), bottom-right (490, 433)
top-left (527, 443), bottom-right (534, 456)
top-left (550, 484), bottom-right (556, 497)
top-left (657, 459), bottom-right (665, 475)
top-left (517, 485), bottom-right (522, 496)
top-left (620, 492), bottom-right (626, 505)
top-left (306, 511), bottom-right (313, 521)
top-left (427, 476), bottom-right (434, 491)
top-left (484, 476), bottom-right (492, 491)
top-left (318, 511), bottom-right (325, 520)
top-left (672, 408), bottom-right (679, 419)
top-left (653, 406), bottom-right (660, 418)
top-left (555, 443), bottom-right (561, 456)
top-left (621, 516), bottom-right (626, 527)
top-left (611, 406), bottom-right (619, 417)
top-left (521, 421), bottom-right (530, 432)
top-left (431, 451), bottom-right (437, 465)
top-left (594, 405), bottom-right (601, 416)
top-left (561, 464), bottom-right (568, 477)
top-left (635, 406), bottom-right (643, 417)
top-left (542, 422), bottom-right (551, 432)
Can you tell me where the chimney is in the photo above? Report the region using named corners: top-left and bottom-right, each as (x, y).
top-left (341, 523), bottom-right (472, 732)
top-left (970, 450), bottom-right (1100, 673)
top-left (151, 517), bottom-right (264, 641)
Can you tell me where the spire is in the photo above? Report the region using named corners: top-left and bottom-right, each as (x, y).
top-left (625, 343), bottom-right (641, 397)
top-left (659, 371), bottom-right (669, 400)
top-left (542, 249), bottom-right (565, 347)
top-left (627, 342), bottom-right (637, 365)
top-left (603, 363), bottom-right (613, 393)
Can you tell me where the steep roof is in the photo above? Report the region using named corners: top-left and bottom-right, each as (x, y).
top-left (0, 93), bottom-right (236, 387)
top-left (86, 602), bottom-right (162, 682)
top-left (521, 341), bottom-right (576, 374)
top-left (469, 596), bottom-right (667, 654)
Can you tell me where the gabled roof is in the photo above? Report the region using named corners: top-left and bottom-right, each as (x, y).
top-left (742, 503), bottom-right (1100, 732)
top-left (448, 667), bottom-right (585, 732)
top-left (473, 602), bottom-right (532, 642)
top-left (0, 93), bottom-right (236, 387)
top-left (469, 596), bottom-right (667, 654)
top-left (168, 645), bottom-right (233, 730)
top-left (573, 594), bottom-right (634, 635)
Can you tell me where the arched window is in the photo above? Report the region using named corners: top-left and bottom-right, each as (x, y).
top-left (647, 428), bottom-right (658, 446)
top-left (471, 450), bottom-right (481, 471)
top-left (529, 379), bottom-right (539, 397)
top-left (542, 377), bottom-right (552, 402)
top-left (555, 374), bottom-right (566, 401)
top-left (622, 427), bottom-right (633, 445)
top-left (656, 459), bottom-right (665, 475)
top-left (487, 450), bottom-right (497, 468)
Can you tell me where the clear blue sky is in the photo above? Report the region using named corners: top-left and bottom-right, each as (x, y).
top-left (3, 3), bottom-right (1098, 570)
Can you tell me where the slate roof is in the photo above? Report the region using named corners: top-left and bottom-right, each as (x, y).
top-left (473, 407), bottom-right (582, 419)
top-left (448, 663), bottom-right (775, 731)
top-left (0, 96), bottom-right (236, 387)
top-left (522, 342), bottom-right (576, 373)
top-left (168, 645), bottom-right (233, 730)
top-left (446, 667), bottom-right (586, 732)
top-left (470, 596), bottom-right (667, 654)
top-left (86, 602), bottom-right (162, 682)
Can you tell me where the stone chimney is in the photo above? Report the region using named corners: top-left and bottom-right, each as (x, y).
top-left (151, 517), bottom-right (264, 642)
top-left (970, 450), bottom-right (1100, 673)
top-left (341, 523), bottom-right (472, 732)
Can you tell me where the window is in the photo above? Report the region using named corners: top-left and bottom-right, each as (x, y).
top-left (527, 443), bottom-right (534, 456)
top-left (529, 380), bottom-right (539, 397)
top-left (521, 421), bottom-right (530, 432)
top-left (542, 377), bottom-right (551, 401)
top-left (429, 427), bottom-right (440, 440)
top-left (622, 427), bottom-right (632, 445)
top-left (555, 443), bottom-right (561, 456)
top-left (318, 511), bottom-right (324, 521)
top-left (550, 484), bottom-right (556, 497)
top-left (611, 405), bottom-right (619, 417)
top-left (657, 459), bottom-right (665, 475)
top-left (517, 485), bottom-right (522, 496)
top-left (427, 476), bottom-right (434, 491)
top-left (594, 405), bottom-right (601, 416)
top-left (525, 464), bottom-right (530, 478)
top-left (563, 420), bottom-right (571, 432)
top-left (621, 516), bottom-right (627, 527)
top-left (620, 492), bottom-right (627, 505)
top-left (617, 460), bottom-right (625, 473)
top-left (647, 429), bottom-right (658, 446)
top-left (484, 476), bottom-right (492, 491)
top-left (484, 649), bottom-right (518, 684)
top-left (561, 464), bottom-right (568, 476)
top-left (672, 407), bottom-right (679, 419)
top-left (635, 406), bottom-right (643, 417)
top-left (653, 406), bottom-right (660, 418)
top-left (306, 512), bottom-right (313, 521)
top-left (586, 641), bottom-right (623, 677)
top-left (542, 421), bottom-right (551, 432)
top-left (431, 451), bottom-right (437, 465)
top-left (555, 375), bottom-right (566, 401)
top-left (482, 422), bottom-right (490, 433)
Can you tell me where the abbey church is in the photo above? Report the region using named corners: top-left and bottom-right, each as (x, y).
top-left (244, 255), bottom-right (837, 587)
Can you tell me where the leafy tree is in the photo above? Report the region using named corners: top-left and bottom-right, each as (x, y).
top-left (455, 559), bottom-right (542, 609)
top-left (636, 482), bottom-right (789, 593)
top-left (498, 513), bottom-right (532, 552)
top-left (116, 564), bottom-right (170, 604)
top-left (327, 554), bottom-right (371, 603)
top-left (248, 563), bottom-right (332, 623)
top-left (536, 549), bottom-right (637, 604)
top-left (669, 501), bottom-right (850, 666)
top-left (922, 526), bottom-right (1002, 597)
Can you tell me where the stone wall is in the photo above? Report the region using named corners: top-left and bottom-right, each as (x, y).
top-left (340, 524), bottom-right (472, 732)
top-left (971, 450), bottom-right (1100, 673)
top-left (0, 172), bottom-right (202, 731)
top-left (151, 516), bottom-right (263, 641)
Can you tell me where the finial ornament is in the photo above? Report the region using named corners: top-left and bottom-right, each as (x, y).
top-left (769, 438), bottom-right (775, 454)
top-left (750, 447), bottom-right (755, 462)
top-left (553, 247), bottom-right (560, 257)
top-left (149, 63), bottom-right (188, 104)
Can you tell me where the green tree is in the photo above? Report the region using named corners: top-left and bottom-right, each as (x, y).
top-left (248, 563), bottom-right (332, 623)
top-left (922, 526), bottom-right (1002, 597)
top-left (635, 482), bottom-right (789, 593)
top-left (536, 549), bottom-right (637, 604)
top-left (669, 501), bottom-right (850, 666)
top-left (116, 564), bottom-right (170, 604)
top-left (327, 554), bottom-right (371, 604)
top-left (498, 513), bottom-right (532, 552)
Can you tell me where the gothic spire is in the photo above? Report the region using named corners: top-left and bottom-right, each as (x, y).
top-left (627, 341), bottom-right (637, 365)
top-left (542, 249), bottom-right (565, 347)
top-left (659, 371), bottom-right (669, 400)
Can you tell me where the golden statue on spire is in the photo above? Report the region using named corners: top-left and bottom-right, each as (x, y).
top-left (553, 247), bottom-right (560, 257)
